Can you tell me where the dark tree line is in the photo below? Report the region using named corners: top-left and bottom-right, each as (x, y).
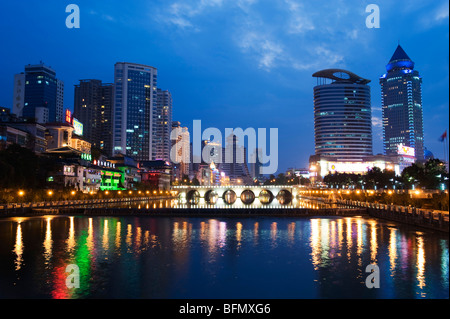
top-left (0, 144), bottom-right (56, 189)
top-left (262, 173), bottom-right (311, 186)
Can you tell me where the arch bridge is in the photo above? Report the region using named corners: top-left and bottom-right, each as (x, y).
top-left (173, 185), bottom-right (298, 207)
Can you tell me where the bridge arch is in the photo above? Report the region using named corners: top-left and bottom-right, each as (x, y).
top-left (223, 189), bottom-right (237, 205)
top-left (258, 189), bottom-right (274, 205)
top-left (186, 190), bottom-right (200, 205)
top-left (204, 190), bottom-right (219, 205)
top-left (240, 189), bottom-right (256, 205)
top-left (276, 189), bottom-right (292, 205)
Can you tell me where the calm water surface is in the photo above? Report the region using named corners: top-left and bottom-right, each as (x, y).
top-left (0, 214), bottom-right (448, 299)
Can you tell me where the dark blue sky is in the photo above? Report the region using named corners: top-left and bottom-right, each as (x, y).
top-left (0, 0), bottom-right (448, 173)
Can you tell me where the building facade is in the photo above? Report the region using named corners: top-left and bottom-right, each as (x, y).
top-left (14, 63), bottom-right (64, 124)
top-left (312, 69), bottom-right (373, 161)
top-left (309, 154), bottom-right (401, 181)
top-left (380, 45), bottom-right (424, 161)
top-left (171, 121), bottom-right (190, 180)
top-left (112, 62), bottom-right (158, 161)
top-left (218, 134), bottom-right (252, 185)
top-left (74, 79), bottom-right (114, 155)
top-left (153, 88), bottom-right (172, 161)
top-left (139, 160), bottom-right (172, 190)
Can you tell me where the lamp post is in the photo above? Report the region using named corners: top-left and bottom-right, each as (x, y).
top-left (18, 190), bottom-right (25, 203)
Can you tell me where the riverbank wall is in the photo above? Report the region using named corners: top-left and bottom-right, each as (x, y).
top-left (1, 199), bottom-right (447, 233)
top-left (3, 206), bottom-right (367, 218)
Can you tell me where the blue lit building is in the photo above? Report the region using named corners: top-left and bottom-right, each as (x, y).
top-left (380, 45), bottom-right (424, 161)
top-left (17, 63), bottom-right (64, 123)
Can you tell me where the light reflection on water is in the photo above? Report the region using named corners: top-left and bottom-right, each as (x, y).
top-left (68, 197), bottom-right (337, 210)
top-left (0, 215), bottom-right (448, 299)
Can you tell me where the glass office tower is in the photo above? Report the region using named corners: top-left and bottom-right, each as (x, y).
top-left (312, 69), bottom-right (373, 161)
top-left (154, 88), bottom-right (172, 161)
top-left (112, 62), bottom-right (157, 161)
top-left (20, 63), bottom-right (64, 123)
top-left (380, 45), bottom-right (424, 161)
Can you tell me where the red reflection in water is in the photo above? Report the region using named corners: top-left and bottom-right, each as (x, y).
top-left (51, 265), bottom-right (71, 299)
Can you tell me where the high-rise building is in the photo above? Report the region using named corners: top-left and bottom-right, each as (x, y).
top-left (154, 88), bottom-right (172, 161)
top-left (219, 133), bottom-right (252, 184)
top-left (249, 148), bottom-right (263, 180)
top-left (74, 80), bottom-right (114, 155)
top-left (14, 63), bottom-right (64, 124)
top-left (380, 45), bottom-right (424, 161)
top-left (312, 69), bottom-right (373, 161)
top-left (112, 62), bottom-right (158, 161)
top-left (100, 83), bottom-right (114, 156)
top-left (56, 79), bottom-right (64, 124)
top-left (171, 121), bottom-right (190, 179)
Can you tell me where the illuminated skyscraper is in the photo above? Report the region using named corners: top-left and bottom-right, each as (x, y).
top-left (112, 62), bottom-right (157, 161)
top-left (171, 121), bottom-right (190, 179)
top-left (13, 63), bottom-right (64, 123)
top-left (312, 69), bottom-right (373, 161)
top-left (380, 45), bottom-right (424, 161)
top-left (154, 88), bottom-right (172, 161)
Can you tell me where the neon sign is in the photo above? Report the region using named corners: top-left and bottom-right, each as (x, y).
top-left (65, 109), bottom-right (72, 124)
top-left (73, 118), bottom-right (83, 136)
top-left (397, 145), bottom-right (415, 157)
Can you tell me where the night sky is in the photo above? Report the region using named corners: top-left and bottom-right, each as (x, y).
top-left (0, 0), bottom-right (448, 173)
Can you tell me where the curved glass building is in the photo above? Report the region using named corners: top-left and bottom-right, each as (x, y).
top-left (312, 69), bottom-right (373, 161)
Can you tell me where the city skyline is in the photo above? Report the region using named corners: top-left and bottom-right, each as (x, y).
top-left (0, 0), bottom-right (448, 173)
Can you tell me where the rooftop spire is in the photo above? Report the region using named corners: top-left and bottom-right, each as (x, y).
top-left (386, 44), bottom-right (414, 72)
top-left (389, 44), bottom-right (411, 63)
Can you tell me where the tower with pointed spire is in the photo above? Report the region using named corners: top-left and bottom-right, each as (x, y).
top-left (380, 45), bottom-right (424, 161)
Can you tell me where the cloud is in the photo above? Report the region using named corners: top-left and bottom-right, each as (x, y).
top-left (88, 10), bottom-right (116, 22)
top-left (407, 0), bottom-right (450, 29)
top-left (372, 116), bottom-right (383, 127)
top-left (434, 1), bottom-right (449, 21)
top-left (284, 0), bottom-right (315, 34)
top-left (237, 0), bottom-right (258, 12)
top-left (314, 46), bottom-right (344, 65)
top-left (163, 0), bottom-right (224, 30)
top-left (238, 32), bottom-right (284, 70)
top-left (156, 0), bottom-right (374, 71)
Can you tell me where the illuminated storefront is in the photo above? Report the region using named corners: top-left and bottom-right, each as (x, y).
top-left (309, 154), bottom-right (401, 182)
top-left (397, 144), bottom-right (416, 172)
top-left (100, 170), bottom-right (124, 191)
